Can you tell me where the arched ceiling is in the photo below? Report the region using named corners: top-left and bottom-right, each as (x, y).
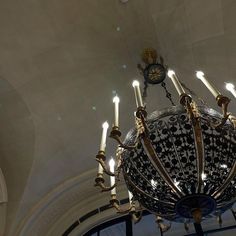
top-left (0, 0), bottom-right (235, 235)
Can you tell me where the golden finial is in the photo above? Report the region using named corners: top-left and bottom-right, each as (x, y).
top-left (141, 48), bottom-right (158, 64)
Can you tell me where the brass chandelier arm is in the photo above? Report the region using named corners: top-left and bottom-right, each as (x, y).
top-left (137, 110), bottom-right (184, 198)
top-left (141, 136), bottom-right (184, 198)
top-left (156, 216), bottom-right (171, 233)
top-left (216, 95), bottom-right (230, 118)
top-left (110, 195), bottom-right (144, 222)
top-left (214, 95), bottom-right (231, 128)
top-left (131, 210), bottom-right (143, 224)
top-left (192, 118), bottom-right (205, 193)
top-left (110, 196), bottom-right (133, 214)
top-left (95, 157), bottom-right (116, 176)
top-left (95, 181), bottom-right (117, 192)
top-left (180, 94), bottom-right (195, 122)
top-left (109, 127), bottom-right (136, 150)
top-left (181, 96), bottom-right (205, 193)
top-left (212, 162), bottom-right (236, 199)
top-left (229, 114), bottom-right (236, 128)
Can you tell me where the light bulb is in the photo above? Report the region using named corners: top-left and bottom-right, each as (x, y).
top-left (225, 83), bottom-right (235, 91)
top-left (167, 70), bottom-right (175, 77)
top-left (220, 164), bottom-right (228, 169)
top-left (102, 121), bottom-right (109, 129)
top-left (132, 80), bottom-right (140, 87)
top-left (174, 181), bottom-right (180, 187)
top-left (109, 158), bottom-right (115, 169)
top-left (196, 71), bottom-right (205, 80)
top-left (201, 173), bottom-right (207, 180)
top-left (113, 96), bottom-right (120, 103)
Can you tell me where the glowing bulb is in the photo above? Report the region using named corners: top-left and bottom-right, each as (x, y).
top-left (100, 121), bottom-right (109, 152)
top-left (225, 82), bottom-right (236, 98)
top-left (109, 158), bottom-right (116, 195)
top-left (102, 121), bottom-right (109, 129)
top-left (109, 158), bottom-right (115, 170)
top-left (196, 71), bottom-right (220, 98)
top-left (220, 164), bottom-right (228, 169)
top-left (174, 181), bottom-right (180, 187)
top-left (113, 96), bottom-right (120, 127)
top-left (132, 80), bottom-right (143, 107)
top-left (196, 71), bottom-right (205, 80)
top-left (225, 83), bottom-right (235, 91)
top-left (167, 70), bottom-right (185, 95)
top-left (151, 179), bottom-right (157, 189)
top-left (167, 70), bottom-right (175, 77)
top-left (113, 96), bottom-right (120, 103)
top-left (132, 80), bottom-right (140, 87)
top-left (201, 173), bottom-right (207, 180)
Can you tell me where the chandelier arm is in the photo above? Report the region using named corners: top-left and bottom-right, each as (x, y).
top-left (130, 209), bottom-right (143, 224)
top-left (156, 216), bottom-right (172, 233)
top-left (229, 114), bottom-right (236, 128)
top-left (192, 119), bottom-right (205, 193)
top-left (110, 197), bottom-right (133, 214)
top-left (212, 162), bottom-right (236, 199)
top-left (181, 98), bottom-right (205, 193)
top-left (213, 95), bottom-right (231, 128)
top-left (123, 171), bottom-right (175, 206)
top-left (180, 94), bottom-right (195, 123)
top-left (109, 128), bottom-right (136, 150)
top-left (94, 176), bottom-right (117, 192)
top-left (111, 135), bottom-right (136, 150)
top-left (95, 157), bottom-right (116, 176)
top-left (141, 136), bottom-right (184, 198)
top-left (216, 95), bottom-right (230, 117)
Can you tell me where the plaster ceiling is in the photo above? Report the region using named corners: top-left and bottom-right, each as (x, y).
top-left (0, 0), bottom-right (235, 235)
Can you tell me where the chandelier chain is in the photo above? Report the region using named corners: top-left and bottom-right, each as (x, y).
top-left (161, 82), bottom-right (175, 106)
top-left (180, 81), bottom-right (208, 106)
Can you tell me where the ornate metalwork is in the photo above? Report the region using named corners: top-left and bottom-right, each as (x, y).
top-left (94, 51), bottom-right (236, 233)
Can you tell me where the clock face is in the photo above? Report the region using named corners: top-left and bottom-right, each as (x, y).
top-left (144, 64), bottom-right (166, 84)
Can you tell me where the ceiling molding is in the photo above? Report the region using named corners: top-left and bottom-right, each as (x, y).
top-left (12, 167), bottom-right (128, 236)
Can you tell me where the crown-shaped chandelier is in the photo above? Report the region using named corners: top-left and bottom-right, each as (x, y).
top-left (94, 49), bottom-right (236, 235)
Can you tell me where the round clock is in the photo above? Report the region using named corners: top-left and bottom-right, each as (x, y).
top-left (143, 63), bottom-right (166, 84)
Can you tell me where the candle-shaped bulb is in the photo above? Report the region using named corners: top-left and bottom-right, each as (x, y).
top-left (99, 121), bottom-right (109, 152)
top-left (167, 70), bottom-right (175, 77)
top-left (196, 71), bottom-right (220, 98)
top-left (109, 158), bottom-right (115, 172)
top-left (196, 71), bottom-right (205, 80)
top-left (113, 96), bottom-right (120, 127)
top-left (102, 121), bottom-right (109, 129)
top-left (226, 83), bottom-right (236, 98)
top-left (167, 69), bottom-right (185, 96)
top-left (132, 80), bottom-right (144, 108)
top-left (132, 80), bottom-right (140, 87)
top-left (109, 158), bottom-right (116, 195)
top-left (225, 83), bottom-right (236, 98)
top-left (113, 96), bottom-right (120, 103)
top-left (225, 83), bottom-right (234, 91)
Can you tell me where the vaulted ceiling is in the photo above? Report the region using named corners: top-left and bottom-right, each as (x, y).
top-left (0, 0), bottom-right (235, 235)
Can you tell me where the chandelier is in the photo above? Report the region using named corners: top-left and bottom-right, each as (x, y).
top-left (94, 48), bottom-right (236, 235)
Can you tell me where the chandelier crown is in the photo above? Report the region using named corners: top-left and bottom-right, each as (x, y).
top-left (94, 49), bottom-right (236, 235)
